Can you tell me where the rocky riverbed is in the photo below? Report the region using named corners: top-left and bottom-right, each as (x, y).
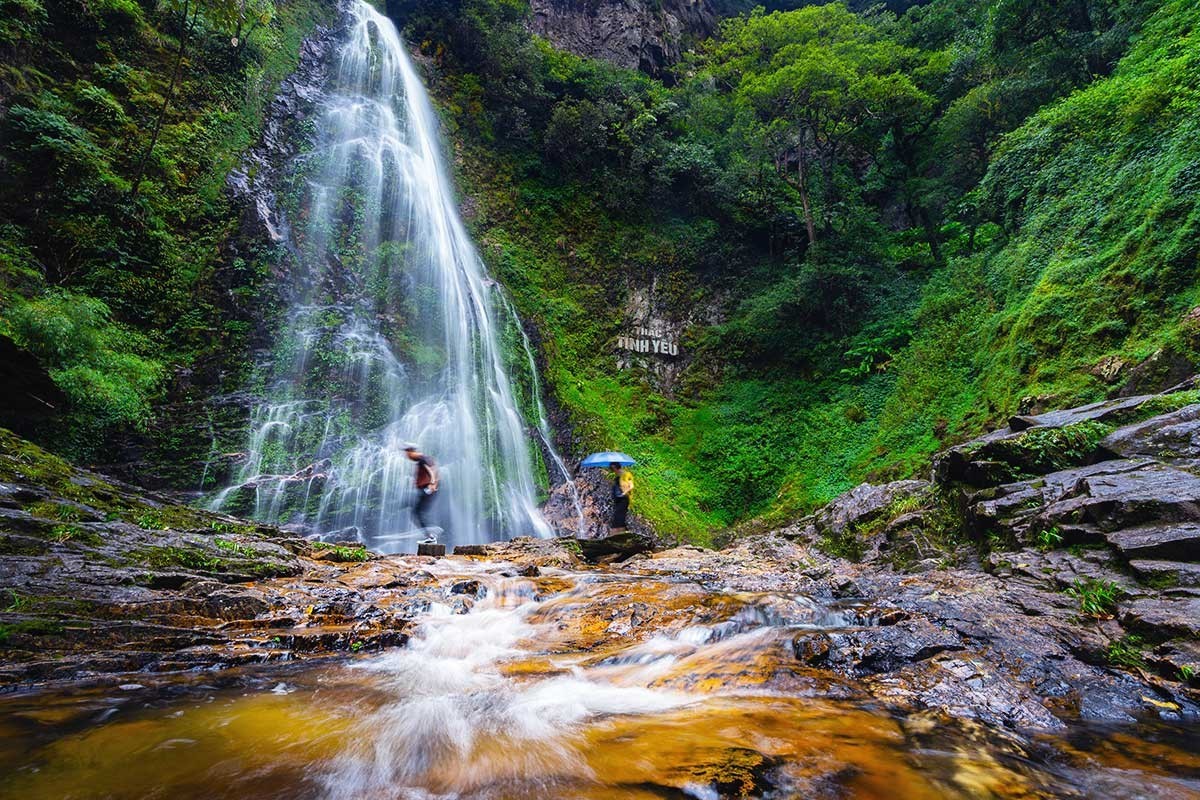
top-left (2, 384), bottom-right (1200, 796)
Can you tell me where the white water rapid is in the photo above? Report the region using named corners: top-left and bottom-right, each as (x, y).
top-left (212, 0), bottom-right (580, 550)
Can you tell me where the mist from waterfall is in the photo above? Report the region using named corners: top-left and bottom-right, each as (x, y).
top-left (212, 0), bottom-right (579, 550)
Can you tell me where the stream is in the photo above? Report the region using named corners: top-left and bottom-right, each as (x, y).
top-left (2, 559), bottom-right (1198, 799)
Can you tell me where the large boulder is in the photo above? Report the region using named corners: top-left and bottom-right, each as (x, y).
top-left (935, 389), bottom-right (1199, 489)
top-left (972, 460), bottom-right (1200, 545)
top-left (1042, 464), bottom-right (1200, 532)
top-left (1129, 559), bottom-right (1200, 587)
top-left (573, 529), bottom-right (656, 562)
top-left (1101, 404), bottom-right (1200, 460)
top-left (1121, 596), bottom-right (1200, 640)
top-left (782, 479), bottom-right (929, 559)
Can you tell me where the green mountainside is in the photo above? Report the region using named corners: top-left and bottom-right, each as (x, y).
top-left (0, 0), bottom-right (334, 456)
top-left (404, 0), bottom-right (1199, 542)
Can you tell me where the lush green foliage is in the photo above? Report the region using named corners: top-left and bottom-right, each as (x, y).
top-left (409, 0), bottom-right (1196, 540)
top-left (1067, 577), bottom-right (1124, 617)
top-left (0, 0), bottom-right (333, 456)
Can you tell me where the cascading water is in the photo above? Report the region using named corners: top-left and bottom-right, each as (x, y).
top-left (211, 0), bottom-right (580, 549)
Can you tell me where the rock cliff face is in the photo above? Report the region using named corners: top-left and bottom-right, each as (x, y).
top-left (528, 0), bottom-right (717, 76)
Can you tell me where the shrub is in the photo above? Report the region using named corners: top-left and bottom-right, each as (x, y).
top-left (5, 290), bottom-right (164, 428)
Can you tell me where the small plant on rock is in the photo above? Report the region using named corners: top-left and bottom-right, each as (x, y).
top-left (1106, 634), bottom-right (1145, 669)
top-left (1035, 526), bottom-right (1063, 551)
top-left (1067, 578), bottom-right (1124, 618)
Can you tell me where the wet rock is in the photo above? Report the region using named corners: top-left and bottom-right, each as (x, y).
top-left (1146, 640), bottom-right (1200, 685)
top-left (574, 530), bottom-right (655, 562)
top-left (0, 430), bottom-right (434, 686)
top-left (1116, 348), bottom-right (1197, 397)
top-left (781, 480), bottom-right (928, 552)
top-left (869, 655), bottom-right (1068, 731)
top-left (449, 579), bottom-right (481, 597)
top-left (1120, 596), bottom-right (1200, 640)
top-left (1129, 559), bottom-right (1200, 587)
top-left (830, 575), bottom-right (862, 598)
top-left (792, 632), bottom-right (832, 665)
top-left (973, 459), bottom-right (1200, 546)
top-left (1048, 466), bottom-right (1200, 531)
top-left (1009, 393), bottom-right (1159, 431)
top-left (1105, 523), bottom-right (1200, 561)
top-left (1101, 404), bottom-right (1200, 459)
top-left (986, 547), bottom-right (1141, 594)
top-left (815, 619), bottom-right (966, 676)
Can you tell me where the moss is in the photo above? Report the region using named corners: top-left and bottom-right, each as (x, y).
top-left (48, 523), bottom-right (103, 546)
top-left (981, 421), bottom-right (1114, 480)
top-left (317, 544), bottom-right (369, 563)
top-left (135, 545), bottom-right (225, 572)
top-left (1112, 389), bottom-right (1200, 425)
top-left (0, 535), bottom-right (48, 556)
top-left (0, 618), bottom-right (65, 646)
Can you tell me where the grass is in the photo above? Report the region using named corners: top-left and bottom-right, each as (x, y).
top-left (1107, 634), bottom-right (1146, 669)
top-left (1067, 578), bottom-right (1124, 618)
top-left (320, 544), bottom-right (370, 563)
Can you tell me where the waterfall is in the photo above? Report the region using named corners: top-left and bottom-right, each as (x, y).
top-left (212, 0), bottom-right (577, 550)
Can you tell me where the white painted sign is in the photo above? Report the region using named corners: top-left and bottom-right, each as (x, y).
top-left (617, 325), bottom-right (679, 357)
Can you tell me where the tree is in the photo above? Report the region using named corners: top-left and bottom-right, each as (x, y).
top-left (705, 6), bottom-right (935, 246)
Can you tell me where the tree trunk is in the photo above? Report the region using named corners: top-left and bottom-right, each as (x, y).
top-left (131, 0), bottom-right (193, 199)
top-left (797, 149), bottom-right (816, 246)
top-left (918, 204), bottom-right (942, 264)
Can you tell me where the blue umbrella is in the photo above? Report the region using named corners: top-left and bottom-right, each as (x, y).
top-left (580, 451), bottom-right (637, 468)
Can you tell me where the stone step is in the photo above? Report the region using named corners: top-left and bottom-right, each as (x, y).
top-left (1106, 523), bottom-right (1200, 562)
top-left (1129, 559), bottom-right (1200, 587)
top-left (1100, 404), bottom-right (1200, 460)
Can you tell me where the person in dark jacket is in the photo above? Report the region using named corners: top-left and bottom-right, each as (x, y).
top-left (610, 462), bottom-right (634, 532)
top-left (405, 445), bottom-right (439, 536)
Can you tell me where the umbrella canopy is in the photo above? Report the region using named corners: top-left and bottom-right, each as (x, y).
top-left (580, 451), bottom-right (637, 469)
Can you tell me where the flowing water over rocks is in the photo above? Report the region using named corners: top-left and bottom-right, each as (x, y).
top-left (5, 396), bottom-right (1200, 797)
top-left (212, 0), bottom-right (573, 551)
top-left (3, 545), bottom-right (1200, 798)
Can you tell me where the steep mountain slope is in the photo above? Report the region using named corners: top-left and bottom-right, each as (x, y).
top-left (0, 0), bottom-right (336, 465)
top-left (411, 0), bottom-right (1198, 541)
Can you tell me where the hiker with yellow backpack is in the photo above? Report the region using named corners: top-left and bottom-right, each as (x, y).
top-left (579, 451), bottom-right (636, 533)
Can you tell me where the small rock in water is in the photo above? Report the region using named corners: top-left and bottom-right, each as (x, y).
top-left (118, 684), bottom-right (144, 691)
top-left (271, 682), bottom-right (293, 695)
